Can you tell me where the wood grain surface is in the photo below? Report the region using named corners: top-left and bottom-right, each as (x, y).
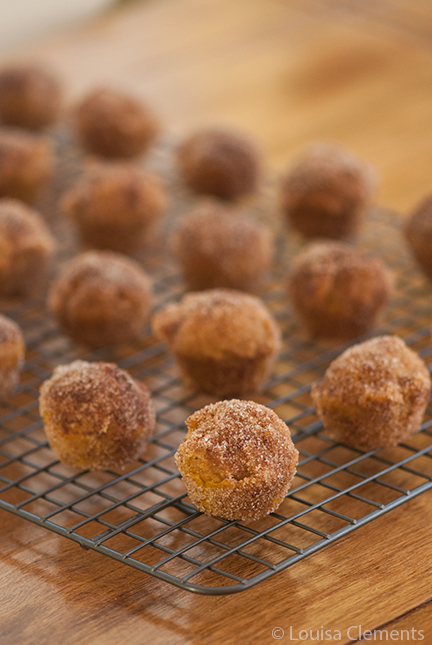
top-left (2, 1), bottom-right (432, 644)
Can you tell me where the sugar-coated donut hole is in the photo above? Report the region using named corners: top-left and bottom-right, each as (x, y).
top-left (175, 399), bottom-right (299, 521)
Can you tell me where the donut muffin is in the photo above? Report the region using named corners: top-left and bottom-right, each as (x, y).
top-left (312, 336), bottom-right (431, 451)
top-left (0, 64), bottom-right (62, 130)
top-left (49, 251), bottom-right (152, 347)
top-left (280, 142), bottom-right (375, 239)
top-left (288, 241), bottom-right (393, 340)
top-left (63, 161), bottom-right (167, 253)
top-left (177, 128), bottom-right (261, 200)
top-left (175, 399), bottom-right (299, 521)
top-left (0, 314), bottom-right (25, 399)
top-left (172, 203), bottom-right (273, 292)
top-left (0, 199), bottom-right (55, 297)
top-left (405, 195), bottom-right (432, 281)
top-left (152, 289), bottom-right (280, 396)
top-left (0, 128), bottom-right (53, 203)
top-left (40, 360), bottom-right (156, 470)
top-left (74, 87), bottom-right (159, 159)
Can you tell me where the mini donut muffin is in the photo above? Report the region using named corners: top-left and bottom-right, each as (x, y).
top-left (177, 128), bottom-right (261, 200)
top-left (74, 87), bottom-right (159, 159)
top-left (0, 64), bottom-right (62, 130)
top-left (0, 314), bottom-right (25, 399)
top-left (175, 399), bottom-right (299, 521)
top-left (39, 360), bottom-right (156, 470)
top-left (0, 128), bottom-right (53, 203)
top-left (49, 251), bottom-right (152, 347)
top-left (280, 142), bottom-right (375, 239)
top-left (0, 199), bottom-right (55, 297)
top-left (62, 161), bottom-right (167, 253)
top-left (312, 336), bottom-right (431, 451)
top-left (152, 289), bottom-right (280, 396)
top-left (172, 203), bottom-right (273, 292)
top-left (288, 241), bottom-right (393, 340)
top-left (404, 195), bottom-right (432, 281)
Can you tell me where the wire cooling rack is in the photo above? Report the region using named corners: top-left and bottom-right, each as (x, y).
top-left (0, 135), bottom-right (432, 595)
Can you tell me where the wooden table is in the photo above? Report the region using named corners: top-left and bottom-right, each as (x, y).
top-left (2, 1), bottom-right (432, 642)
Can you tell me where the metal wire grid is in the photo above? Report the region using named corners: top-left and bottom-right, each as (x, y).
top-left (0, 159), bottom-right (432, 595)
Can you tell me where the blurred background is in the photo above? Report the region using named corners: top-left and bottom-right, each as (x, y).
top-left (0, 0), bottom-right (120, 53)
top-left (1, 0), bottom-right (432, 211)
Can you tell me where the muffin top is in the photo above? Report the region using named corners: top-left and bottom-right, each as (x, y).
top-left (0, 313), bottom-right (24, 347)
top-left (40, 360), bottom-right (155, 437)
top-left (49, 250), bottom-right (152, 306)
top-left (281, 141), bottom-right (375, 208)
top-left (181, 399), bottom-right (296, 481)
top-left (313, 335), bottom-right (431, 409)
top-left (153, 289), bottom-right (280, 361)
top-left (63, 161), bottom-right (166, 227)
top-left (0, 198), bottom-right (55, 253)
top-left (288, 241), bottom-right (393, 304)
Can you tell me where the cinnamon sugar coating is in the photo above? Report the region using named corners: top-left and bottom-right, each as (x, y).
top-left (404, 195), bottom-right (432, 282)
top-left (172, 203), bottom-right (273, 292)
top-left (280, 142), bottom-right (375, 239)
top-left (63, 161), bottom-right (167, 253)
top-left (0, 198), bottom-right (55, 297)
top-left (0, 65), bottom-right (62, 130)
top-left (288, 241), bottom-right (393, 340)
top-left (312, 336), bottom-right (431, 451)
top-left (74, 88), bottom-right (159, 159)
top-left (0, 314), bottom-right (25, 399)
top-left (0, 128), bottom-right (53, 203)
top-left (175, 399), bottom-right (299, 521)
top-left (152, 289), bottom-right (280, 396)
top-left (177, 128), bottom-right (261, 200)
top-left (40, 360), bottom-right (156, 470)
top-left (49, 251), bottom-right (152, 347)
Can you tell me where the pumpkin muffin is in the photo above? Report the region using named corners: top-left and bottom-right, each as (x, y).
top-left (49, 251), bottom-right (152, 347)
top-left (0, 128), bottom-right (53, 203)
top-left (0, 314), bottom-right (25, 399)
top-left (152, 289), bottom-right (280, 396)
top-left (74, 87), bottom-right (159, 159)
top-left (0, 198), bottom-right (55, 297)
top-left (175, 399), bottom-right (299, 521)
top-left (404, 194), bottom-right (432, 282)
top-left (40, 360), bottom-right (156, 470)
top-left (175, 399), bottom-right (298, 520)
top-left (312, 335), bottom-right (431, 451)
top-left (0, 64), bottom-right (62, 130)
top-left (172, 202), bottom-right (273, 292)
top-left (177, 128), bottom-right (261, 200)
top-left (280, 142), bottom-right (375, 239)
top-left (288, 241), bottom-right (393, 340)
top-left (63, 161), bottom-right (167, 253)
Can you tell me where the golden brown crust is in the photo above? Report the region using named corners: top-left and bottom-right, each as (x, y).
top-left (0, 314), bottom-right (25, 399)
top-left (0, 128), bottom-right (54, 203)
top-left (175, 399), bottom-right (299, 521)
top-left (40, 360), bottom-right (156, 470)
top-left (74, 88), bottom-right (159, 159)
top-left (172, 202), bottom-right (273, 292)
top-left (312, 335), bottom-right (431, 451)
top-left (63, 160), bottom-right (167, 253)
top-left (404, 195), bottom-right (432, 281)
top-left (288, 241), bottom-right (393, 340)
top-left (0, 65), bottom-right (62, 130)
top-left (0, 198), bottom-right (55, 297)
top-left (152, 289), bottom-right (280, 396)
top-left (280, 142), bottom-right (375, 239)
top-left (49, 251), bottom-right (153, 347)
top-left (177, 128), bottom-right (261, 200)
